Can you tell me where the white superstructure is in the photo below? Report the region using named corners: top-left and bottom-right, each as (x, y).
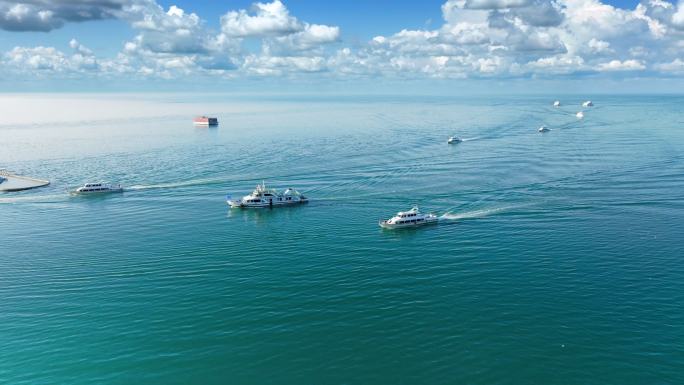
top-left (379, 206), bottom-right (438, 229)
top-left (227, 182), bottom-right (307, 208)
top-left (74, 183), bottom-right (123, 194)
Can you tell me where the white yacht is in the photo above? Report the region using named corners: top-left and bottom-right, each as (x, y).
top-left (582, 100), bottom-right (594, 107)
top-left (379, 206), bottom-right (439, 229)
top-left (73, 182), bottom-right (123, 194)
top-left (538, 125), bottom-right (551, 133)
top-left (553, 100), bottom-right (561, 107)
top-left (576, 111), bottom-right (585, 119)
top-left (227, 182), bottom-right (307, 208)
top-left (448, 136), bottom-right (462, 144)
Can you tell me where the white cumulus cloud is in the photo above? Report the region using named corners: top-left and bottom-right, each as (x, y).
top-left (597, 59), bottom-right (646, 71)
top-left (220, 0), bottom-right (302, 37)
top-left (4, 0), bottom-right (684, 82)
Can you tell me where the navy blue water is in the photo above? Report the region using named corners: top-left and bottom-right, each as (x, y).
top-left (1, 95), bottom-right (683, 384)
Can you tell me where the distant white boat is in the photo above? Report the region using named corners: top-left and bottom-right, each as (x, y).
top-left (576, 111), bottom-right (584, 119)
top-left (447, 136), bottom-right (462, 144)
top-left (73, 182), bottom-right (123, 194)
top-left (538, 125), bottom-right (551, 133)
top-left (553, 100), bottom-right (561, 107)
top-left (582, 101), bottom-right (593, 107)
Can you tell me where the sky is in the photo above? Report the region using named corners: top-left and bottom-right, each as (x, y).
top-left (1, 0), bottom-right (684, 93)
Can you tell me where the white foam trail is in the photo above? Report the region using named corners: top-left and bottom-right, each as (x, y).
top-left (0, 193), bottom-right (67, 204)
top-left (439, 206), bottom-right (517, 221)
top-left (128, 178), bottom-right (225, 191)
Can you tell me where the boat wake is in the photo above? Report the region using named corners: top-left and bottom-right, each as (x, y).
top-left (439, 205), bottom-right (520, 221)
top-left (0, 193), bottom-right (67, 204)
top-left (127, 177), bottom-right (227, 191)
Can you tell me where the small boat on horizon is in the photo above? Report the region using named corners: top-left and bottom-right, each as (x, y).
top-left (379, 206), bottom-right (438, 229)
top-left (538, 125), bottom-right (551, 133)
top-left (73, 183), bottom-right (123, 194)
top-left (448, 136), bottom-right (462, 144)
top-left (193, 116), bottom-right (218, 126)
top-left (227, 182), bottom-right (307, 208)
top-left (553, 100), bottom-right (561, 107)
top-left (582, 101), bottom-right (594, 107)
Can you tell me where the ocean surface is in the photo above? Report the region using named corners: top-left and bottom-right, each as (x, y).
top-left (1, 94), bottom-right (683, 384)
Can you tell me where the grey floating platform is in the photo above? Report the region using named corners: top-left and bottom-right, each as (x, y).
top-left (0, 171), bottom-right (50, 192)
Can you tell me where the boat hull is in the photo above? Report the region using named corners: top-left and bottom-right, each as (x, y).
top-left (227, 198), bottom-right (307, 208)
top-left (379, 217), bottom-right (438, 229)
top-left (72, 188), bottom-right (124, 195)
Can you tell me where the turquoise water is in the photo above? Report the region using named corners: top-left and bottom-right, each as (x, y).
top-left (1, 94), bottom-right (683, 384)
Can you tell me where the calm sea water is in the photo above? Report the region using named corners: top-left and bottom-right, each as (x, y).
top-left (1, 94), bottom-right (683, 384)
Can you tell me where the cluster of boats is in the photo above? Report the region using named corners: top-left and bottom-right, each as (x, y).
top-left (448, 100), bottom-right (593, 140)
top-left (539, 99), bottom-right (593, 134)
top-left (226, 182), bottom-right (439, 229)
top-left (552, 100), bottom-right (593, 108)
top-left (68, 179), bottom-right (435, 229)
top-left (15, 103), bottom-right (600, 229)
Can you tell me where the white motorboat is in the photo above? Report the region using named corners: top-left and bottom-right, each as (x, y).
top-left (582, 100), bottom-right (594, 107)
top-left (538, 125), bottom-right (551, 133)
top-left (553, 100), bottom-right (561, 107)
top-left (227, 182), bottom-right (307, 208)
top-left (576, 111), bottom-right (585, 119)
top-left (448, 136), bottom-right (462, 144)
top-left (73, 182), bottom-right (123, 194)
top-left (379, 206), bottom-right (439, 229)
